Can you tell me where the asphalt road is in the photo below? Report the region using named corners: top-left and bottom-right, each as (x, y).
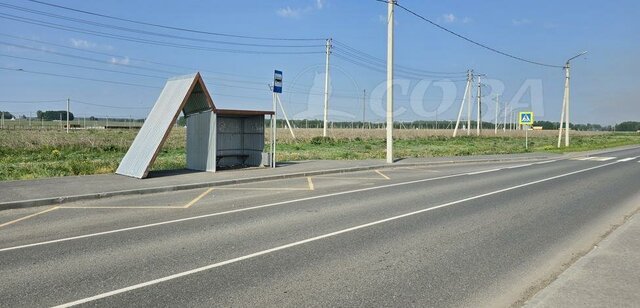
top-left (1, 147), bottom-right (639, 307)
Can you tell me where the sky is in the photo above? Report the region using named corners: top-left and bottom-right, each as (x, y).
top-left (0, 0), bottom-right (638, 125)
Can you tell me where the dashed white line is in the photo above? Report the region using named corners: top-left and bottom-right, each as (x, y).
top-left (466, 168), bottom-right (501, 175)
top-left (617, 156), bottom-right (639, 162)
top-left (52, 160), bottom-right (620, 307)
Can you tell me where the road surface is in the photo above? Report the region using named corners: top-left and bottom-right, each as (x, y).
top-left (1, 147), bottom-right (639, 307)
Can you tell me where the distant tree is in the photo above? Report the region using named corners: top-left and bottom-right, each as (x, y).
top-left (89, 116), bottom-right (97, 121)
top-left (615, 121), bottom-right (640, 131)
top-left (36, 110), bottom-right (43, 119)
top-left (0, 111), bottom-right (14, 119)
top-left (41, 110), bottom-right (74, 121)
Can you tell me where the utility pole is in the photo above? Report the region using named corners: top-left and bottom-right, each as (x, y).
top-left (467, 70), bottom-right (472, 135)
top-left (453, 70), bottom-right (472, 137)
top-left (503, 102), bottom-right (507, 132)
top-left (66, 98), bottom-right (70, 133)
top-left (386, 0), bottom-right (395, 163)
top-left (476, 75), bottom-right (482, 136)
top-left (558, 51), bottom-right (587, 147)
top-left (362, 89), bottom-right (366, 130)
top-left (1, 111), bottom-right (3, 129)
top-left (494, 94), bottom-right (500, 134)
top-left (322, 38), bottom-right (332, 137)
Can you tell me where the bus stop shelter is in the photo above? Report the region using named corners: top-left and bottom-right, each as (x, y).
top-left (116, 73), bottom-right (274, 179)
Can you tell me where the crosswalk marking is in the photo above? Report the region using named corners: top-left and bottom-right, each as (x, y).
top-left (617, 156), bottom-right (639, 162)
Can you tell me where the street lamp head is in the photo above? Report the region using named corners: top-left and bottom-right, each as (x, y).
top-left (567, 51), bottom-right (588, 63)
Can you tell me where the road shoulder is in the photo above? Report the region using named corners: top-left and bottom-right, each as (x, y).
top-left (524, 210), bottom-right (640, 307)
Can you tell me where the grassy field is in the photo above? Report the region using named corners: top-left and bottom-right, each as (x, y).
top-left (0, 127), bottom-right (638, 181)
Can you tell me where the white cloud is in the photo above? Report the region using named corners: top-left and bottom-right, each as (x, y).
top-left (110, 56), bottom-right (129, 65)
top-left (70, 38), bottom-right (96, 49)
top-left (70, 38), bottom-right (113, 51)
top-left (512, 18), bottom-right (531, 26)
top-left (442, 13), bottom-right (456, 23)
top-left (277, 6), bottom-right (302, 18)
top-left (276, 0), bottom-right (325, 19)
top-left (462, 17), bottom-right (472, 24)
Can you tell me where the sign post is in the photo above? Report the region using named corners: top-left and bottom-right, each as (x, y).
top-left (519, 111), bottom-right (534, 149)
top-left (271, 70), bottom-right (283, 168)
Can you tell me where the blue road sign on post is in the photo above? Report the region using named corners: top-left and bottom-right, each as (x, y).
top-left (273, 70), bottom-right (283, 93)
top-left (519, 111), bottom-right (534, 126)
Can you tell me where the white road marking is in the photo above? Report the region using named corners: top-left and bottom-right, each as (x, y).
top-left (466, 168), bottom-right (501, 175)
top-left (0, 172), bottom-right (468, 253)
top-left (534, 160), bottom-right (558, 164)
top-left (52, 160), bottom-right (621, 307)
top-left (505, 164), bottom-right (532, 169)
top-left (0, 159), bottom-right (614, 254)
top-left (617, 156), bottom-right (639, 162)
top-left (591, 157), bottom-right (616, 161)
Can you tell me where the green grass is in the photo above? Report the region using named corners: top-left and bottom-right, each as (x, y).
top-left (0, 129), bottom-right (638, 181)
top-left (275, 133), bottom-right (640, 161)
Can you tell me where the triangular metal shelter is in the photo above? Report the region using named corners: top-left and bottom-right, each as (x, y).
top-left (116, 73), bottom-right (214, 178)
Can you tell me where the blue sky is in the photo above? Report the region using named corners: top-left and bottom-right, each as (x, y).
top-left (0, 0), bottom-right (638, 125)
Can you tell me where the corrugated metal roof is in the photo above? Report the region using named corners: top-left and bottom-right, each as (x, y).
top-left (116, 72), bottom-right (214, 178)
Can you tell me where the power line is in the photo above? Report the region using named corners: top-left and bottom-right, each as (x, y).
top-left (1, 67), bottom-right (162, 89)
top-left (0, 53), bottom-right (167, 79)
top-left (390, 2), bottom-right (564, 68)
top-left (0, 3), bottom-right (324, 48)
top-left (0, 13), bottom-right (325, 55)
top-left (333, 40), bottom-right (467, 75)
top-left (0, 33), bottom-right (272, 81)
top-left (0, 99), bottom-right (65, 103)
top-left (26, 0), bottom-right (325, 41)
top-left (72, 100), bottom-right (151, 110)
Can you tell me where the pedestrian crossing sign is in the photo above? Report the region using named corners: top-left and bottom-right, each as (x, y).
top-left (519, 111), bottom-right (534, 125)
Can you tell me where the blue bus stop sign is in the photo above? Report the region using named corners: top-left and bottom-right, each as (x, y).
top-left (273, 70), bottom-right (283, 93)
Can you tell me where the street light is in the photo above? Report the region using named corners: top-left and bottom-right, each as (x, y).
top-left (558, 51), bottom-right (587, 147)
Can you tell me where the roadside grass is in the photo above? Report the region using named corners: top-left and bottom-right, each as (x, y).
top-left (0, 128), bottom-right (638, 181)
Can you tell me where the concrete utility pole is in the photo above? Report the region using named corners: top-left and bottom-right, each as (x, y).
top-left (322, 38), bottom-right (332, 137)
top-left (362, 89), bottom-right (366, 130)
top-left (467, 70), bottom-right (473, 135)
top-left (476, 75), bottom-right (482, 136)
top-left (453, 70), bottom-right (472, 137)
top-left (386, 0), bottom-right (395, 163)
top-left (558, 51), bottom-right (587, 147)
top-left (494, 94), bottom-right (500, 134)
top-left (503, 102), bottom-right (507, 132)
top-left (66, 98), bottom-right (70, 133)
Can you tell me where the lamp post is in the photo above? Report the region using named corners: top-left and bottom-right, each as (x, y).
top-left (558, 51), bottom-right (587, 147)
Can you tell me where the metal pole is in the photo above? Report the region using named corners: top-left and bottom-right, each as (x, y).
top-left (494, 94), bottom-right (499, 134)
top-left (275, 94), bottom-right (295, 139)
top-left (362, 89), bottom-right (366, 130)
top-left (452, 71), bottom-right (470, 137)
top-left (386, 0), bottom-right (394, 163)
top-left (272, 92), bottom-right (277, 168)
top-left (322, 38), bottom-right (331, 137)
top-left (525, 126), bottom-right (529, 149)
top-left (66, 98), bottom-right (70, 133)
